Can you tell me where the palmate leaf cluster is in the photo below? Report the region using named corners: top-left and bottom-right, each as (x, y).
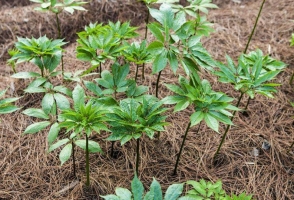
top-left (84, 62), bottom-right (148, 100)
top-left (48, 85), bottom-right (109, 164)
top-left (101, 176), bottom-right (253, 200)
top-left (76, 21), bottom-right (139, 74)
top-left (123, 40), bottom-right (153, 65)
top-left (215, 49), bottom-right (286, 99)
top-left (147, 3), bottom-right (215, 75)
top-left (8, 36), bottom-right (66, 76)
top-left (106, 97), bottom-right (168, 145)
top-left (30, 0), bottom-right (87, 14)
top-left (163, 75), bottom-right (238, 132)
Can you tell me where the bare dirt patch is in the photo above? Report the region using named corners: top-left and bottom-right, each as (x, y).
top-left (0, 0), bottom-right (294, 199)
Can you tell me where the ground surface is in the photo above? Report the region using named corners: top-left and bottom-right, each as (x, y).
top-left (0, 0), bottom-right (294, 199)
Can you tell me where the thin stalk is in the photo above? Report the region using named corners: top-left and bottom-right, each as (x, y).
top-left (111, 141), bottom-right (115, 158)
top-left (72, 141), bottom-right (76, 178)
top-left (99, 62), bottom-right (102, 77)
top-left (244, 97), bottom-right (251, 110)
top-left (244, 0), bottom-right (266, 54)
top-left (174, 122), bottom-right (195, 175)
top-left (85, 134), bottom-right (90, 187)
top-left (290, 73), bottom-right (294, 85)
top-left (136, 138), bottom-right (140, 176)
top-left (155, 71), bottom-right (162, 98)
top-left (135, 64), bottom-right (139, 82)
top-left (214, 92), bottom-right (244, 159)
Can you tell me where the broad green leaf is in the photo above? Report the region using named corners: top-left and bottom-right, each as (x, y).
top-left (24, 121), bottom-right (50, 134)
top-left (152, 53), bottom-right (168, 73)
top-left (150, 178), bottom-right (162, 200)
top-left (115, 188), bottom-right (132, 200)
top-left (148, 23), bottom-right (164, 43)
top-left (74, 140), bottom-right (103, 153)
top-left (47, 122), bottom-right (60, 145)
top-left (60, 143), bottom-right (72, 165)
top-left (164, 183), bottom-right (184, 200)
top-left (190, 111), bottom-right (204, 127)
top-left (100, 195), bottom-right (120, 200)
top-left (204, 113), bottom-right (219, 133)
top-left (48, 138), bottom-right (70, 152)
top-left (0, 105), bottom-right (20, 114)
top-left (11, 72), bottom-right (41, 79)
top-left (54, 93), bottom-right (70, 110)
top-left (22, 108), bottom-right (49, 119)
top-left (72, 84), bottom-right (85, 111)
top-left (131, 175), bottom-right (144, 200)
top-left (147, 41), bottom-right (164, 55)
top-left (42, 93), bottom-right (54, 115)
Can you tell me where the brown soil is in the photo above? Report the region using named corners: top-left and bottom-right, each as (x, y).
top-left (1, 0), bottom-right (294, 199)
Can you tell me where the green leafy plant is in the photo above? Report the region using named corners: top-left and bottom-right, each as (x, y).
top-left (101, 176), bottom-right (253, 200)
top-left (213, 49), bottom-right (286, 158)
top-left (101, 175), bottom-right (184, 200)
top-left (76, 22), bottom-right (138, 75)
top-left (123, 40), bottom-right (152, 81)
top-left (106, 97), bottom-right (168, 175)
top-left (0, 89), bottom-right (21, 115)
top-left (9, 36), bottom-right (66, 77)
top-left (49, 85), bottom-right (110, 186)
top-left (163, 74), bottom-right (238, 175)
top-left (30, 0), bottom-right (87, 38)
top-left (147, 3), bottom-right (215, 97)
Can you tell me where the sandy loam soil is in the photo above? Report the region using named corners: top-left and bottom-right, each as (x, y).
top-left (0, 0), bottom-right (294, 199)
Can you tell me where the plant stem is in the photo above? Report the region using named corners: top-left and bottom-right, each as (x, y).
top-left (85, 134), bottom-right (90, 187)
top-left (290, 73), bottom-right (294, 85)
top-left (111, 141), bottom-right (115, 158)
top-left (155, 71), bottom-right (162, 98)
top-left (55, 13), bottom-right (61, 39)
top-left (244, 0), bottom-right (266, 54)
top-left (213, 92), bottom-right (244, 159)
top-left (72, 141), bottom-right (76, 178)
top-left (136, 138), bottom-right (140, 176)
top-left (244, 97), bottom-right (251, 110)
top-left (141, 12), bottom-right (150, 80)
top-left (135, 64), bottom-right (139, 83)
top-left (173, 122), bottom-right (195, 175)
top-left (99, 62), bottom-right (102, 77)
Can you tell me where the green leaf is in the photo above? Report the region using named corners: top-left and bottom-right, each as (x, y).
top-left (148, 23), bottom-right (164, 43)
top-left (204, 113), bottom-right (219, 133)
top-left (48, 138), bottom-right (70, 152)
top-left (115, 188), bottom-right (132, 200)
top-left (54, 93), bottom-right (70, 110)
top-left (47, 122), bottom-right (60, 145)
top-left (72, 84), bottom-right (85, 111)
top-left (24, 121), bottom-right (51, 134)
top-left (152, 53), bottom-right (168, 73)
top-left (22, 108), bottom-right (49, 119)
top-left (190, 111), bottom-right (204, 127)
top-left (11, 72), bottom-right (41, 79)
top-left (164, 183), bottom-right (184, 200)
top-left (42, 93), bottom-right (54, 115)
top-left (59, 143), bottom-right (72, 165)
top-left (74, 140), bottom-right (103, 153)
top-left (0, 105), bottom-right (20, 114)
top-left (147, 41), bottom-right (164, 55)
top-left (100, 195), bottom-right (120, 200)
top-left (149, 178), bottom-right (162, 200)
top-left (131, 175), bottom-right (144, 200)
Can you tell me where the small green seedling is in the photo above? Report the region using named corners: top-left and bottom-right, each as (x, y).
top-left (213, 49), bottom-right (286, 158)
top-left (163, 74), bottom-right (238, 175)
top-left (123, 40), bottom-right (152, 81)
top-left (147, 3), bottom-right (215, 97)
top-left (106, 97), bottom-right (168, 175)
top-left (30, 0), bottom-right (87, 38)
top-left (0, 89), bottom-right (21, 115)
top-left (101, 175), bottom-right (184, 200)
top-left (9, 36), bottom-right (66, 77)
top-left (76, 22), bottom-right (137, 75)
top-left (49, 84), bottom-right (110, 186)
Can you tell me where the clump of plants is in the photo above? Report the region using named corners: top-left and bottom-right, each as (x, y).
top-left (101, 175), bottom-right (253, 200)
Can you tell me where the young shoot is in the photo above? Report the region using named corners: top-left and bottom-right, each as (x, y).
top-left (0, 89), bottom-right (21, 115)
top-left (106, 97), bottom-right (168, 175)
top-left (163, 74), bottom-right (238, 175)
